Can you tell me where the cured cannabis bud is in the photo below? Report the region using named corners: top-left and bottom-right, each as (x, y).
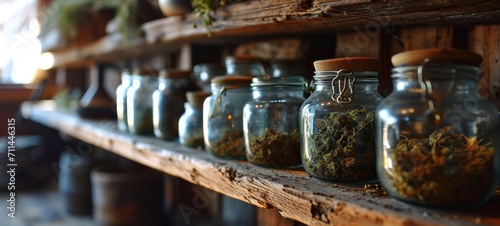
top-left (387, 127), bottom-right (495, 205)
top-left (248, 128), bottom-right (301, 168)
top-left (304, 109), bottom-right (377, 182)
top-left (209, 130), bottom-right (245, 159)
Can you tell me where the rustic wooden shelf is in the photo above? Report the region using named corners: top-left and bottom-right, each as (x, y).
top-left (44, 0), bottom-right (500, 68)
top-left (21, 101), bottom-right (500, 226)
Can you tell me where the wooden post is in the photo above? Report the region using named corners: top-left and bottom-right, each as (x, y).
top-left (470, 25), bottom-right (500, 109)
top-left (399, 26), bottom-right (455, 51)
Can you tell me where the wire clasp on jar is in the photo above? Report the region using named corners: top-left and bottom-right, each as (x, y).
top-left (331, 69), bottom-right (356, 104)
top-left (209, 85), bottom-right (226, 118)
top-left (417, 59), bottom-right (457, 125)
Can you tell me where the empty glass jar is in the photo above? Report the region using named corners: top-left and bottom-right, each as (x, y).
top-left (127, 70), bottom-right (159, 135)
top-left (300, 57), bottom-right (382, 183)
top-left (203, 76), bottom-right (253, 159)
top-left (243, 76), bottom-right (305, 168)
top-left (152, 70), bottom-right (198, 140)
top-left (179, 91), bottom-right (211, 149)
top-left (376, 48), bottom-right (500, 208)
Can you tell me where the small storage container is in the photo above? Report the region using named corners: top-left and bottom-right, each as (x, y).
top-left (376, 48), bottom-right (499, 208)
top-left (300, 57), bottom-right (382, 183)
top-left (179, 91), bottom-right (211, 149)
top-left (152, 69), bottom-right (198, 140)
top-left (126, 70), bottom-right (159, 135)
top-left (243, 76), bottom-right (305, 168)
top-left (203, 76), bottom-right (253, 159)
top-left (192, 63), bottom-right (226, 91)
top-left (225, 55), bottom-right (267, 77)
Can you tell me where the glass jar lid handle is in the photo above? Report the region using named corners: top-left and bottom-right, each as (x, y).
top-left (209, 85), bottom-right (226, 118)
top-left (417, 59), bottom-right (457, 125)
top-left (331, 69), bottom-right (355, 104)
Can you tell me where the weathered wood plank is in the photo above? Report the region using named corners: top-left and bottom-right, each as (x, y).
top-left (399, 26), bottom-right (456, 51)
top-left (470, 24), bottom-right (500, 109)
top-left (45, 0), bottom-right (500, 69)
top-left (21, 101), bottom-right (500, 226)
top-left (215, 0), bottom-right (500, 32)
top-left (335, 30), bottom-right (380, 58)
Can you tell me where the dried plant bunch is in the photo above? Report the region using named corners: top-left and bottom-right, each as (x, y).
top-left (192, 0), bottom-right (247, 34)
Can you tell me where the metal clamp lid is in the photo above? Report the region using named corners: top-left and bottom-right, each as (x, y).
top-left (209, 76), bottom-right (252, 118)
top-left (417, 59), bottom-right (458, 126)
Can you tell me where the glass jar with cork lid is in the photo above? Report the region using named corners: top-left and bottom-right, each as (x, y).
top-left (152, 69), bottom-right (198, 141)
top-left (225, 55), bottom-right (267, 77)
top-left (203, 76), bottom-right (253, 159)
top-left (376, 48), bottom-right (500, 208)
top-left (243, 76), bottom-right (306, 168)
top-left (300, 57), bottom-right (382, 183)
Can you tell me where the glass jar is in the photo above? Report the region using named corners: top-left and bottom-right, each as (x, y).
top-left (127, 70), bottom-right (159, 135)
top-left (243, 76), bottom-right (305, 168)
top-left (179, 91), bottom-right (211, 149)
top-left (300, 57), bottom-right (382, 183)
top-left (270, 59), bottom-right (308, 78)
top-left (376, 48), bottom-right (500, 208)
top-left (116, 70), bottom-right (132, 132)
top-left (225, 55), bottom-right (267, 77)
top-left (153, 70), bottom-right (198, 140)
top-left (203, 76), bottom-right (253, 159)
top-left (192, 63), bottom-right (226, 91)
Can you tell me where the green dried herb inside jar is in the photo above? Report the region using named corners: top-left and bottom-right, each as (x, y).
top-left (300, 57), bottom-right (382, 183)
top-left (243, 76), bottom-right (306, 168)
top-left (203, 76), bottom-right (253, 160)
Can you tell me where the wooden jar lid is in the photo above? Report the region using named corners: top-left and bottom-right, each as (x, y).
top-left (210, 75), bottom-right (253, 86)
top-left (313, 57), bottom-right (379, 72)
top-left (391, 48), bottom-right (482, 67)
top-left (160, 69), bottom-right (192, 78)
top-left (186, 91), bottom-right (211, 108)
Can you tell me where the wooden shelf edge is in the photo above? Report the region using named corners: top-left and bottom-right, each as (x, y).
top-left (43, 0), bottom-right (500, 69)
top-left (21, 101), bottom-right (500, 226)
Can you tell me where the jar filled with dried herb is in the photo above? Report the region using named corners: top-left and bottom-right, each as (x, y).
top-left (116, 69), bottom-right (132, 132)
top-left (300, 57), bottom-right (382, 183)
top-left (179, 91), bottom-right (211, 149)
top-left (376, 48), bottom-right (500, 208)
top-left (243, 76), bottom-right (305, 168)
top-left (225, 55), bottom-right (267, 77)
top-left (127, 69), bottom-right (159, 135)
top-left (203, 76), bottom-right (253, 159)
top-left (152, 69), bottom-right (198, 141)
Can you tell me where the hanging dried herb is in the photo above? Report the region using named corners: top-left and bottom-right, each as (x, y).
top-left (192, 0), bottom-right (247, 35)
top-left (387, 126), bottom-right (495, 205)
top-left (304, 109), bottom-right (377, 182)
top-left (248, 128), bottom-right (301, 167)
top-left (209, 130), bottom-right (245, 158)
